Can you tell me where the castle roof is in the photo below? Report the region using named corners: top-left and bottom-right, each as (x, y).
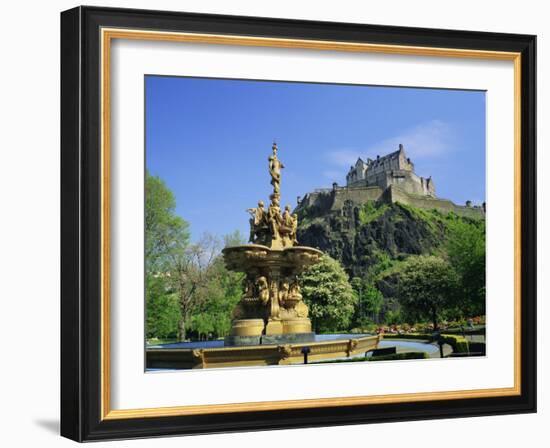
top-left (347, 144), bottom-right (410, 178)
top-left (369, 144), bottom-right (405, 167)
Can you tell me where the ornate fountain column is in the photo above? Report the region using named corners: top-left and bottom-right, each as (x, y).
top-left (222, 143), bottom-right (323, 346)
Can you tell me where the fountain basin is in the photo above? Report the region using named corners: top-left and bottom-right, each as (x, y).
top-left (222, 244), bottom-right (323, 273)
top-left (146, 334), bottom-right (381, 370)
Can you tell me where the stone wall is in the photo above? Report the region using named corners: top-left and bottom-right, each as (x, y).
top-left (382, 185), bottom-right (484, 219)
top-left (295, 190), bottom-right (332, 213)
top-left (331, 186), bottom-right (384, 210)
top-left (295, 186), bottom-right (384, 216)
top-left (296, 184), bottom-right (484, 220)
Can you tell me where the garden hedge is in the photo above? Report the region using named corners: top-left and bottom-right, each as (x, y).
top-left (380, 333), bottom-right (470, 353)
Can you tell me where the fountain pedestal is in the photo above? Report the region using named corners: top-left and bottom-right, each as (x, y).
top-left (265, 319), bottom-right (284, 336)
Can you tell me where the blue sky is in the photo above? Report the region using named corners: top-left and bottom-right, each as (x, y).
top-left (146, 76), bottom-right (486, 242)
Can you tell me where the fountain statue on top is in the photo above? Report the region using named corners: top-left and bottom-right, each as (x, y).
top-left (222, 142), bottom-right (323, 346)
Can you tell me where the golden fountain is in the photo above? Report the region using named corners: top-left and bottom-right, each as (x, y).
top-left (146, 143), bottom-right (380, 369)
top-left (222, 142), bottom-right (323, 345)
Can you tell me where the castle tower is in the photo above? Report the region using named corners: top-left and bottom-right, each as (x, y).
top-left (345, 144), bottom-right (435, 197)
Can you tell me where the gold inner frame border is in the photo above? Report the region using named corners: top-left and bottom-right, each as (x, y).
top-left (99, 27), bottom-right (522, 421)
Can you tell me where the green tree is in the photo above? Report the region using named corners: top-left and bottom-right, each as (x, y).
top-left (189, 258), bottom-right (244, 339)
top-left (145, 172), bottom-right (190, 271)
top-left (300, 255), bottom-right (358, 333)
top-left (394, 255), bottom-right (458, 330)
top-left (384, 309), bottom-right (404, 326)
top-left (168, 233), bottom-right (222, 341)
top-left (446, 218), bottom-right (486, 317)
top-left (223, 229), bottom-right (247, 248)
top-left (145, 274), bottom-right (179, 339)
top-left (187, 231), bottom-right (246, 340)
top-left (144, 173), bottom-right (249, 342)
top-left (351, 277), bottom-right (384, 325)
top-left (145, 172), bottom-right (190, 340)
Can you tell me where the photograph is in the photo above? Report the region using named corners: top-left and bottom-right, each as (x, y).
top-left (144, 76), bottom-right (487, 370)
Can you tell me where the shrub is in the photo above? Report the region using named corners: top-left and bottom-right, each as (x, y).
top-left (314, 351), bottom-right (428, 364)
top-left (440, 334), bottom-right (469, 353)
top-left (380, 333), bottom-right (432, 341)
top-left (381, 332), bottom-right (470, 354)
top-left (443, 326), bottom-right (485, 336)
top-left (350, 323), bottom-right (379, 334)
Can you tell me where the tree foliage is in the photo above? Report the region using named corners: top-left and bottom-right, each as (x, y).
top-left (351, 277), bottom-right (384, 326)
top-left (145, 173), bottom-right (234, 341)
top-left (300, 255), bottom-right (358, 333)
top-left (145, 274), bottom-right (179, 339)
top-left (188, 258), bottom-right (244, 339)
top-left (145, 172), bottom-right (190, 340)
top-left (145, 172), bottom-right (248, 342)
top-left (393, 255), bottom-right (458, 330)
top-left (186, 231), bottom-right (246, 339)
top-left (145, 172), bottom-right (190, 272)
top-left (167, 233), bottom-right (223, 341)
top-left (445, 218), bottom-right (486, 316)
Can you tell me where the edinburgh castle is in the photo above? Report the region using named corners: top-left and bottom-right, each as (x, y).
top-left (295, 144), bottom-right (484, 220)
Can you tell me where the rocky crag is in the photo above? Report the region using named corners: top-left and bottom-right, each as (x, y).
top-left (296, 197), bottom-right (484, 280)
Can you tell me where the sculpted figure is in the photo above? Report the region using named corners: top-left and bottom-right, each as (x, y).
top-left (280, 205), bottom-right (295, 247)
top-left (269, 277), bottom-right (281, 319)
top-left (288, 279), bottom-right (302, 300)
top-left (293, 280), bottom-right (308, 317)
top-left (268, 143), bottom-right (284, 194)
top-left (278, 280), bottom-right (290, 306)
top-left (241, 277), bottom-right (255, 300)
top-left (291, 213), bottom-right (298, 245)
top-left (295, 301), bottom-right (309, 318)
top-left (257, 276), bottom-right (269, 305)
top-left (282, 205), bottom-right (293, 226)
top-left (267, 195), bottom-right (282, 240)
top-left (246, 200), bottom-right (266, 243)
top-left (234, 277), bottom-right (257, 319)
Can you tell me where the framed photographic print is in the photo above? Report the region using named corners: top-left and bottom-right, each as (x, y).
top-left (60, 6), bottom-right (536, 442)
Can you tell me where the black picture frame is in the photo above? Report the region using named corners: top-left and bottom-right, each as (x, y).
top-left (61, 5), bottom-right (536, 442)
